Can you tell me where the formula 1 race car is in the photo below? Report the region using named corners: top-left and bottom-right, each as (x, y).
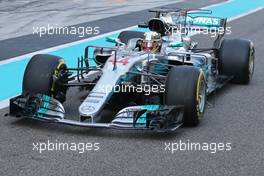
top-left (8, 8), bottom-right (255, 132)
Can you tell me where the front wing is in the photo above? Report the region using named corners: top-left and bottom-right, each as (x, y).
top-left (9, 94), bottom-right (184, 132)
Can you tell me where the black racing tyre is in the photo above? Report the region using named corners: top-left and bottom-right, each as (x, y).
top-left (219, 39), bottom-right (255, 84)
top-left (165, 66), bottom-right (207, 126)
top-left (118, 31), bottom-right (144, 45)
top-left (23, 54), bottom-right (68, 103)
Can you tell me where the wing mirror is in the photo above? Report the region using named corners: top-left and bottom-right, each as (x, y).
top-left (106, 37), bottom-right (125, 46)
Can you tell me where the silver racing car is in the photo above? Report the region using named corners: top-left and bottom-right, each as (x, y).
top-left (9, 8), bottom-right (255, 132)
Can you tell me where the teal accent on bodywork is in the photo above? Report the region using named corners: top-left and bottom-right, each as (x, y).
top-left (143, 105), bottom-right (160, 110)
top-left (136, 105), bottom-right (160, 126)
top-left (169, 41), bottom-right (184, 47)
top-left (106, 37), bottom-right (119, 44)
top-left (136, 117), bottom-right (146, 125)
top-left (37, 95), bottom-right (50, 114)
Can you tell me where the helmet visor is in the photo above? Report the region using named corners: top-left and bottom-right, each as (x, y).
top-left (142, 41), bottom-right (154, 51)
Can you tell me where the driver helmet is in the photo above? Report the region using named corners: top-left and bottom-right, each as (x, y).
top-left (141, 32), bottom-right (162, 52)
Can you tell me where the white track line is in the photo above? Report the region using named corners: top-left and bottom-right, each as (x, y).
top-left (0, 99), bottom-right (10, 109)
top-left (0, 25), bottom-right (137, 65)
top-left (0, 3), bottom-right (263, 109)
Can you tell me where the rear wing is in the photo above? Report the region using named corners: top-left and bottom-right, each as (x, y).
top-left (187, 16), bottom-right (227, 48)
top-left (188, 16), bottom-right (226, 29)
top-left (139, 8), bottom-right (227, 48)
top-left (149, 8), bottom-right (227, 28)
top-left (138, 8), bottom-right (214, 28)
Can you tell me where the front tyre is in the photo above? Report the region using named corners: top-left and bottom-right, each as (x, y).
top-left (23, 54), bottom-right (68, 103)
top-left (165, 66), bottom-right (207, 126)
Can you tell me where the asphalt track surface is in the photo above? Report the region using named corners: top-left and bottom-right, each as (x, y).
top-left (1, 1), bottom-right (264, 176)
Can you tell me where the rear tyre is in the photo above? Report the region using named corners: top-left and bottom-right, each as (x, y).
top-left (219, 39), bottom-right (255, 84)
top-left (165, 66), bottom-right (206, 126)
top-left (23, 54), bottom-right (68, 103)
top-left (118, 31), bottom-right (144, 45)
